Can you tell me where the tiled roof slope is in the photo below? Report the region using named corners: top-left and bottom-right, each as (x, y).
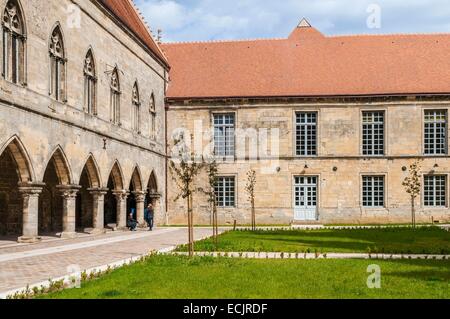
top-left (98, 0), bottom-right (169, 67)
top-left (161, 23), bottom-right (450, 99)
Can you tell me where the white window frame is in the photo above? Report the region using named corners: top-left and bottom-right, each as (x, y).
top-left (423, 175), bottom-right (447, 207)
top-left (362, 111), bottom-right (385, 156)
top-left (295, 112), bottom-right (318, 156)
top-left (362, 175), bottom-right (385, 208)
top-left (215, 176), bottom-right (236, 208)
top-left (424, 110), bottom-right (448, 155)
top-left (213, 113), bottom-right (235, 157)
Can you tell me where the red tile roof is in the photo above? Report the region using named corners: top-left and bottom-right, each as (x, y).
top-left (98, 0), bottom-right (169, 67)
top-left (162, 23), bottom-right (450, 99)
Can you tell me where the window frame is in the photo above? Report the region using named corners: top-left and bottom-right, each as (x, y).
top-left (361, 110), bottom-right (385, 156)
top-left (212, 112), bottom-right (236, 158)
top-left (361, 175), bottom-right (386, 208)
top-left (295, 112), bottom-right (318, 157)
top-left (423, 109), bottom-right (448, 156)
top-left (215, 176), bottom-right (237, 208)
top-left (423, 174), bottom-right (448, 208)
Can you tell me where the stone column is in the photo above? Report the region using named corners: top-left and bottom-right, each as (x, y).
top-left (88, 188), bottom-right (109, 234)
top-left (57, 185), bottom-right (81, 239)
top-left (18, 182), bottom-right (45, 243)
top-left (113, 190), bottom-right (128, 229)
top-left (133, 191), bottom-right (147, 226)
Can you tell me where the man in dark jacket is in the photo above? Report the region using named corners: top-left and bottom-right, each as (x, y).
top-left (144, 203), bottom-right (155, 231)
top-left (127, 213), bottom-right (138, 231)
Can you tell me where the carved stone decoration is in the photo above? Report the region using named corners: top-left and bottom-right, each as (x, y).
top-left (84, 52), bottom-right (95, 78)
top-left (3, 1), bottom-right (22, 34)
top-left (110, 68), bottom-right (120, 92)
top-left (132, 83), bottom-right (140, 105)
top-left (49, 27), bottom-right (64, 59)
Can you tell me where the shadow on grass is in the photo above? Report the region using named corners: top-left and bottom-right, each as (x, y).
top-left (204, 228), bottom-right (450, 254)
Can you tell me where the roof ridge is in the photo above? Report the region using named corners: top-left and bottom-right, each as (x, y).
top-left (162, 37), bottom-right (286, 45)
top-left (127, 0), bottom-right (169, 63)
top-left (327, 31), bottom-right (450, 38)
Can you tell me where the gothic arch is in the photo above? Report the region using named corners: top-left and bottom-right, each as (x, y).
top-left (3, 0), bottom-right (27, 35)
top-left (130, 166), bottom-right (143, 191)
top-left (147, 170), bottom-right (158, 194)
top-left (80, 154), bottom-right (101, 188)
top-left (108, 160), bottom-right (124, 190)
top-left (84, 47), bottom-right (97, 114)
top-left (48, 22), bottom-right (65, 58)
top-left (2, 0), bottom-right (27, 84)
top-left (0, 135), bottom-right (34, 182)
top-left (44, 146), bottom-right (72, 185)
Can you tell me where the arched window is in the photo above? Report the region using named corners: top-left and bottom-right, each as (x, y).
top-left (132, 82), bottom-right (140, 133)
top-left (110, 67), bottom-right (121, 124)
top-left (2, 0), bottom-right (26, 84)
top-left (84, 49), bottom-right (96, 115)
top-left (149, 93), bottom-right (156, 139)
top-left (49, 25), bottom-right (66, 101)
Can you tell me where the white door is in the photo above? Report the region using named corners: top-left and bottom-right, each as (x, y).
top-left (294, 176), bottom-right (318, 221)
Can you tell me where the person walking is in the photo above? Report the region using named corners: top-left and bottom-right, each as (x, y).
top-left (144, 203), bottom-right (155, 231)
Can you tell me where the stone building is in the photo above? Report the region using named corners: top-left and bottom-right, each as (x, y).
top-left (163, 19), bottom-right (450, 225)
top-left (0, 0), bottom-right (168, 242)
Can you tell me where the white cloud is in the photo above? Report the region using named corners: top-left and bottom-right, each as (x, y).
top-left (134, 0), bottom-right (450, 42)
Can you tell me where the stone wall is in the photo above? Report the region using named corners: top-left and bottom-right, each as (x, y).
top-left (0, 0), bottom-right (168, 233)
top-left (166, 100), bottom-right (450, 225)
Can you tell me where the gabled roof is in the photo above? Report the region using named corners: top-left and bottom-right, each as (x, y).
top-left (162, 21), bottom-right (450, 99)
top-left (98, 0), bottom-right (169, 67)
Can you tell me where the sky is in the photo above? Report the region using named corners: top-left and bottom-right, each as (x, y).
top-left (134, 0), bottom-right (450, 42)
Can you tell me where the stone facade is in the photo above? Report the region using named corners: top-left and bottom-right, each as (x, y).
top-left (166, 99), bottom-right (450, 225)
top-left (0, 0), bottom-right (167, 241)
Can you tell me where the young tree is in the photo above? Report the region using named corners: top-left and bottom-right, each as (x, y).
top-left (246, 169), bottom-right (257, 231)
top-left (169, 134), bottom-right (205, 257)
top-left (202, 158), bottom-right (219, 247)
top-left (402, 159), bottom-right (422, 229)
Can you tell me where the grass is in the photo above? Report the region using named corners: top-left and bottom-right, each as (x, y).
top-left (41, 255), bottom-right (450, 299)
top-left (177, 227), bottom-right (450, 254)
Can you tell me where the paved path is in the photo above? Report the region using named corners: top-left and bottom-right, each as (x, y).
top-left (0, 227), bottom-right (214, 296)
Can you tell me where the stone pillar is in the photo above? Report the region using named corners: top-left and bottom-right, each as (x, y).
top-left (113, 190), bottom-right (128, 229)
top-left (18, 182), bottom-right (45, 243)
top-left (133, 191), bottom-right (147, 226)
top-left (88, 188), bottom-right (109, 234)
top-left (57, 185), bottom-right (81, 239)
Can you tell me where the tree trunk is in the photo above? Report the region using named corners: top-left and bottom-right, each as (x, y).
top-left (187, 194), bottom-right (194, 257)
top-left (251, 198), bottom-right (256, 231)
top-left (213, 203), bottom-right (218, 248)
top-left (411, 196), bottom-right (416, 229)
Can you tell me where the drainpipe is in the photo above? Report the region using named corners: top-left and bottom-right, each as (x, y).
top-left (164, 70), bottom-right (169, 226)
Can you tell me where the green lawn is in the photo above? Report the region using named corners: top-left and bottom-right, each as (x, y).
top-left (42, 255), bottom-right (450, 299)
top-left (178, 227), bottom-right (450, 254)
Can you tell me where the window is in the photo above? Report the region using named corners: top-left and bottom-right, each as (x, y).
top-left (424, 110), bottom-right (447, 155)
top-left (110, 67), bottom-right (121, 125)
top-left (83, 49), bottom-right (96, 115)
top-left (49, 25), bottom-right (66, 101)
top-left (362, 111), bottom-right (384, 156)
top-left (215, 176), bottom-right (236, 207)
top-left (132, 82), bottom-right (140, 133)
top-left (2, 0), bottom-right (25, 84)
top-left (149, 93), bottom-right (156, 139)
top-left (362, 176), bottom-right (385, 207)
top-left (296, 112), bottom-right (317, 156)
top-left (424, 175), bottom-right (447, 207)
top-left (213, 114), bottom-right (235, 157)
